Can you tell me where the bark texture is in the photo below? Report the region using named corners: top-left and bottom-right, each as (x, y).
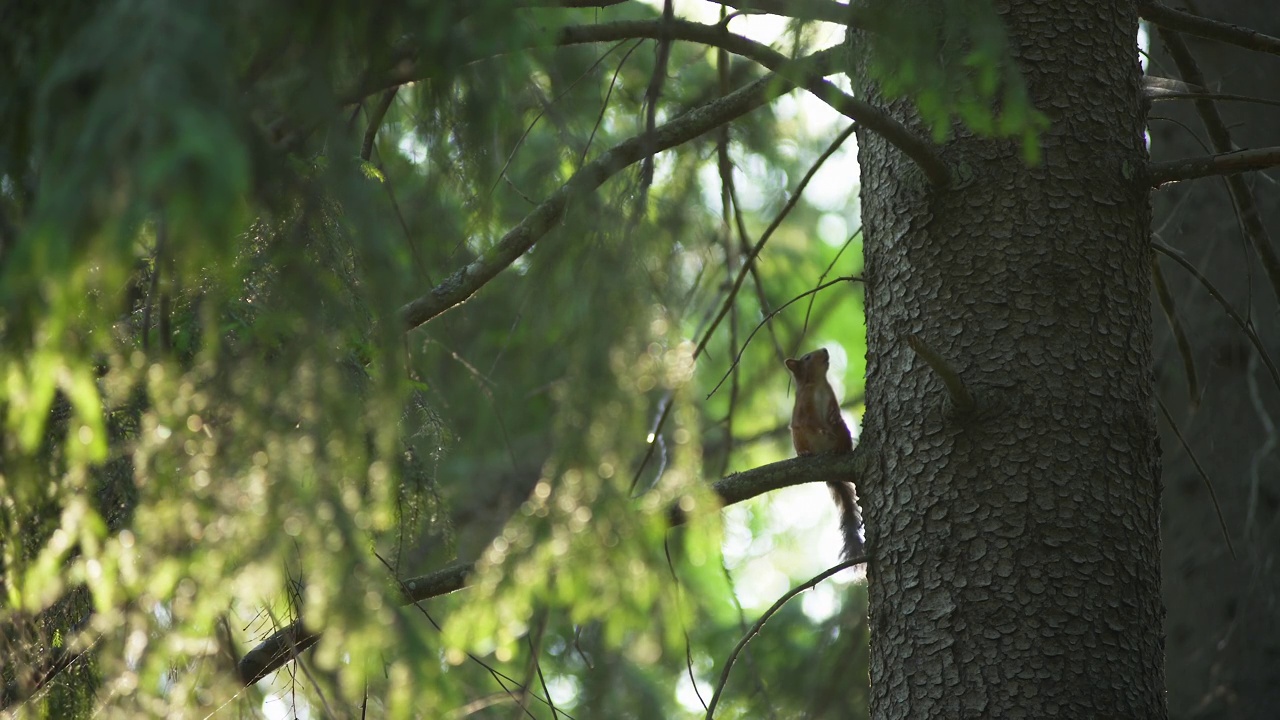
top-left (1148, 5), bottom-right (1280, 717)
top-left (851, 1), bottom-right (1164, 717)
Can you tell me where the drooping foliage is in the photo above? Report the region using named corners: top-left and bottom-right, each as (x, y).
top-left (0, 1), bottom-right (1036, 717)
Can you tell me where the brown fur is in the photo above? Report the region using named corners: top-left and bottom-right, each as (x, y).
top-left (785, 348), bottom-right (864, 560)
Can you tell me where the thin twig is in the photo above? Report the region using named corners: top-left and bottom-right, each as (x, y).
top-left (697, 124), bottom-right (858, 365)
top-left (401, 66), bottom-right (793, 330)
top-left (579, 41), bottom-right (643, 169)
top-left (142, 221), bottom-right (166, 354)
top-left (490, 39), bottom-right (633, 195)
top-left (1152, 241), bottom-right (1280, 394)
top-left (528, 612), bottom-right (561, 719)
top-left (1150, 256), bottom-right (1199, 409)
top-left (664, 538), bottom-right (708, 711)
top-left (360, 87), bottom-right (399, 162)
top-left (1157, 29), bottom-right (1280, 305)
top-left (728, 188), bottom-right (788, 362)
top-left (905, 333), bottom-right (976, 414)
top-left (719, 86), bottom-right (743, 478)
top-left (706, 276), bottom-right (863, 399)
top-left (1155, 395), bottom-right (1235, 559)
top-left (630, 392), bottom-right (674, 494)
top-left (639, 0), bottom-right (675, 194)
top-left (801, 226), bottom-right (862, 347)
top-left (704, 556), bottom-right (865, 718)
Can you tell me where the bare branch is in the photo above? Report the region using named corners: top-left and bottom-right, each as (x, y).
top-left (360, 87), bottom-right (398, 162)
top-left (1152, 242), bottom-right (1280, 395)
top-left (1139, 2), bottom-right (1280, 57)
top-left (1156, 29), bottom-right (1280, 306)
top-left (905, 333), bottom-right (976, 414)
top-left (1144, 76), bottom-right (1280, 108)
top-left (237, 450), bottom-right (871, 685)
top-left (1150, 257), bottom-right (1199, 409)
top-left (1149, 146), bottom-right (1280, 187)
top-left (1154, 395), bottom-right (1235, 559)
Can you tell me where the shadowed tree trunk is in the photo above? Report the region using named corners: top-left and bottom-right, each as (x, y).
top-left (851, 1), bottom-right (1165, 716)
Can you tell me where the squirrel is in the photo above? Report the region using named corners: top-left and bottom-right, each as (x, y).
top-left (785, 348), bottom-right (865, 562)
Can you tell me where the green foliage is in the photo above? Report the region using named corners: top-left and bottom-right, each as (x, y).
top-left (0, 1), bottom-right (882, 717)
top-left (861, 0), bottom-right (1050, 162)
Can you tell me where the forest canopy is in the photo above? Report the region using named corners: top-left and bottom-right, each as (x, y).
top-left (6, 0), bottom-right (1277, 718)
top-left (0, 1), bottom-right (934, 716)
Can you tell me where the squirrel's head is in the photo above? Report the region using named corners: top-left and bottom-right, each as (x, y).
top-left (785, 348), bottom-right (830, 381)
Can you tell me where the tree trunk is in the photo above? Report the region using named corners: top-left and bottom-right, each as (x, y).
top-left (1148, 5), bottom-right (1280, 717)
top-left (851, 1), bottom-right (1165, 717)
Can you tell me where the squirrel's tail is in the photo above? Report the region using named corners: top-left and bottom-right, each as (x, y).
top-left (827, 480), bottom-right (865, 562)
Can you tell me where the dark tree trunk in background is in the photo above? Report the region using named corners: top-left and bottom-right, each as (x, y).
top-left (851, 1), bottom-right (1165, 717)
top-left (1148, 5), bottom-right (1280, 719)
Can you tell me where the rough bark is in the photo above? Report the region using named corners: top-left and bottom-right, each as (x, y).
top-left (851, 1), bottom-right (1164, 717)
top-left (1148, 5), bottom-right (1280, 718)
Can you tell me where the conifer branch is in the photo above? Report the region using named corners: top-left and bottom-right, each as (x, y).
top-left (1139, 2), bottom-right (1280, 57)
top-left (554, 23), bottom-right (947, 183)
top-left (237, 450), bottom-right (870, 686)
top-left (398, 44), bottom-right (942, 331)
top-left (1148, 146), bottom-right (1280, 187)
top-left (398, 68), bottom-right (786, 330)
top-left (343, 19), bottom-right (948, 188)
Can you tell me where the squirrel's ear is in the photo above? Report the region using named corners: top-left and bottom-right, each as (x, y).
top-left (785, 358), bottom-right (800, 375)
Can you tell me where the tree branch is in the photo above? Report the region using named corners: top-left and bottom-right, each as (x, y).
top-left (905, 333), bottom-right (975, 414)
top-left (555, 20), bottom-right (796, 82)
top-left (340, 19), bottom-right (797, 105)
top-left (797, 76), bottom-right (949, 185)
top-left (398, 69), bottom-right (785, 330)
top-left (237, 449), bottom-right (870, 686)
top-left (717, 0), bottom-right (862, 26)
top-left (519, 0), bottom-right (863, 26)
top-left (341, 19), bottom-right (946, 188)
top-left (1149, 146), bottom-right (1280, 186)
top-left (360, 87), bottom-right (398, 162)
top-left (554, 23), bottom-right (947, 183)
top-left (1138, 2), bottom-right (1280, 57)
top-left (518, 0), bottom-right (631, 8)
top-left (1156, 28), bottom-right (1280, 307)
top-left (398, 42), bottom-right (945, 331)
